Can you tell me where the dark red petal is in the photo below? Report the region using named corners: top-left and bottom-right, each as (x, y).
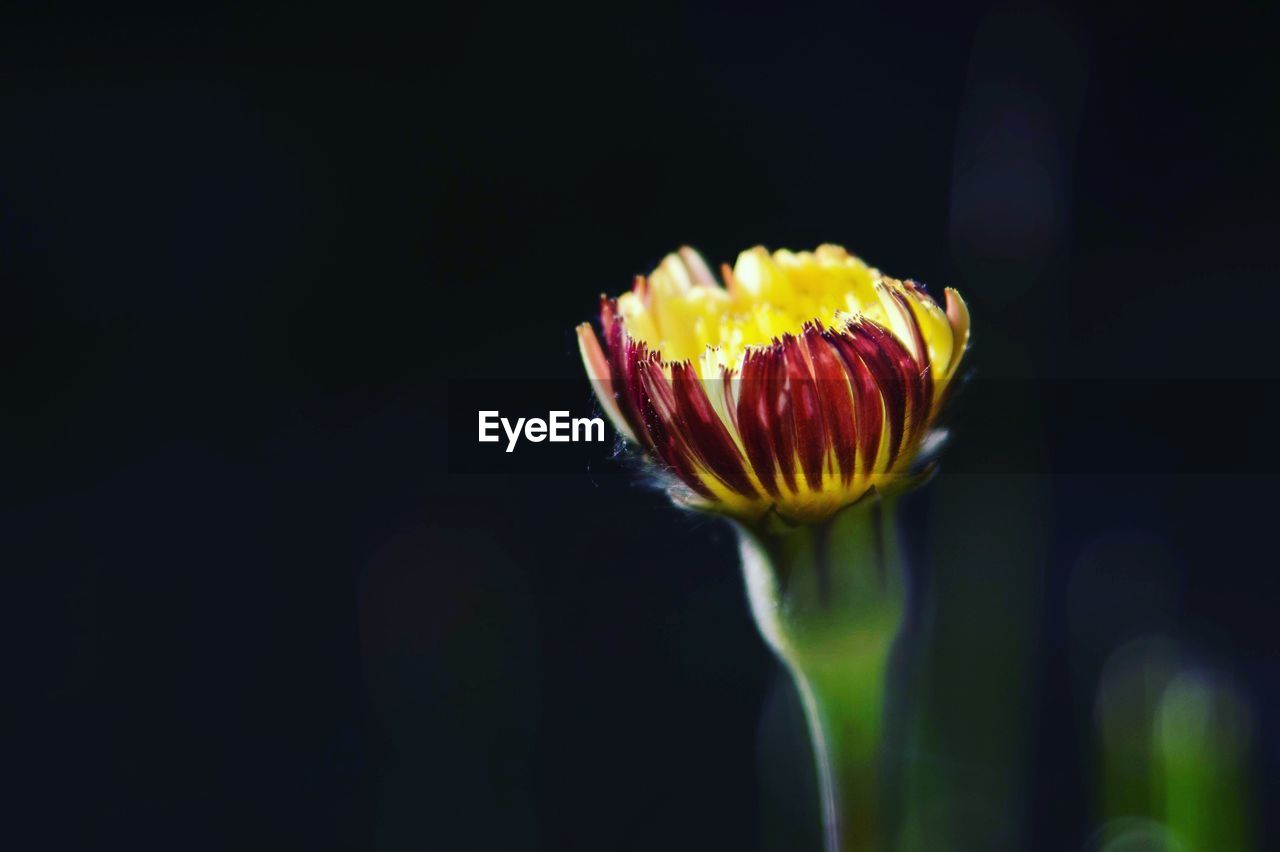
top-left (850, 322), bottom-right (912, 466)
top-left (764, 344), bottom-right (798, 494)
top-left (720, 365), bottom-right (742, 439)
top-left (781, 334), bottom-right (827, 491)
top-left (804, 325), bottom-right (858, 485)
top-left (600, 298), bottom-right (658, 451)
top-left (826, 327), bottom-right (884, 475)
top-left (635, 358), bottom-right (715, 499)
top-left (669, 362), bottom-right (758, 497)
top-left (736, 349), bottom-right (781, 498)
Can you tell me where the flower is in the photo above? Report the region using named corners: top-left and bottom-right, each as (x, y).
top-left (577, 244), bottom-right (970, 524)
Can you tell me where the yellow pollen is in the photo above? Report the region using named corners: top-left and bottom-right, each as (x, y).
top-left (618, 245), bottom-right (909, 375)
top-left (617, 244), bottom-right (966, 397)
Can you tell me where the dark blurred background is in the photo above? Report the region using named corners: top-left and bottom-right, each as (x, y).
top-left (6, 2), bottom-right (1279, 850)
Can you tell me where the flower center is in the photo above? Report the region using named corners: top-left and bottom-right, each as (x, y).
top-left (617, 245), bottom-right (892, 372)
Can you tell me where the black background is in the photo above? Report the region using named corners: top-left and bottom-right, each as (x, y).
top-left (7, 2), bottom-right (1280, 850)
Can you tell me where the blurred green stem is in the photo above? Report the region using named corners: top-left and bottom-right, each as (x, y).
top-left (1156, 672), bottom-right (1255, 852)
top-left (737, 497), bottom-right (905, 852)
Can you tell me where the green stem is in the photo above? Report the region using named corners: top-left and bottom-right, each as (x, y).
top-left (737, 498), bottom-right (906, 852)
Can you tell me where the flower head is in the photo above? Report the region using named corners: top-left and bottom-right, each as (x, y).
top-left (577, 244), bottom-right (970, 524)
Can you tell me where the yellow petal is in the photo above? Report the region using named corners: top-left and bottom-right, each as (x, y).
top-left (943, 287), bottom-right (971, 377)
